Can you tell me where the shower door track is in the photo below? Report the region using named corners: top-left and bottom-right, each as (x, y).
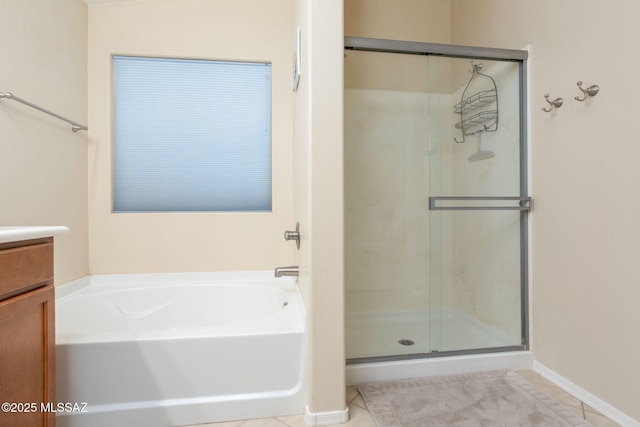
top-left (344, 37), bottom-right (528, 61)
top-left (346, 345), bottom-right (526, 366)
top-left (344, 37), bottom-right (530, 365)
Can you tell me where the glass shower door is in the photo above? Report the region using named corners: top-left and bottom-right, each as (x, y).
top-left (427, 56), bottom-right (529, 353)
top-left (344, 37), bottom-right (529, 362)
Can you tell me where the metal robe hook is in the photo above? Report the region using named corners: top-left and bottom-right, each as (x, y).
top-left (542, 94), bottom-right (564, 112)
top-left (574, 81), bottom-right (600, 101)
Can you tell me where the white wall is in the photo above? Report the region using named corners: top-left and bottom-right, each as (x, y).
top-left (87, 0), bottom-right (295, 274)
top-left (0, 0), bottom-right (89, 284)
top-left (294, 0), bottom-right (347, 417)
top-left (451, 0), bottom-right (640, 421)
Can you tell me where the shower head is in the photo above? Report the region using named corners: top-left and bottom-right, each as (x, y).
top-left (468, 150), bottom-right (495, 162)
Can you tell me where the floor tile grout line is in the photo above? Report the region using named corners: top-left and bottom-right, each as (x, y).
top-left (353, 396), bottom-right (369, 411)
top-left (276, 417), bottom-right (296, 427)
top-left (352, 401), bottom-right (369, 411)
top-left (348, 389), bottom-right (372, 412)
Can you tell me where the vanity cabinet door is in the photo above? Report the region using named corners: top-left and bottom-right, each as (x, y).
top-left (0, 285), bottom-right (55, 427)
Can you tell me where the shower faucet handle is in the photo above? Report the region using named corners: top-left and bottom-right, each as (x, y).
top-left (284, 222), bottom-right (300, 249)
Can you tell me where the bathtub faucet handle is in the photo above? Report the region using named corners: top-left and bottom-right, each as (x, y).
top-left (284, 222), bottom-right (300, 249)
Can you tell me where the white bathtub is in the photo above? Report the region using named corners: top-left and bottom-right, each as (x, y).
top-left (55, 271), bottom-right (306, 427)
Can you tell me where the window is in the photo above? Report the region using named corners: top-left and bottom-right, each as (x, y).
top-left (113, 56), bottom-right (272, 212)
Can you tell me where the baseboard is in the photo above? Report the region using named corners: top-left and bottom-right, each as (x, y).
top-left (533, 361), bottom-right (640, 427)
top-left (304, 405), bottom-right (349, 426)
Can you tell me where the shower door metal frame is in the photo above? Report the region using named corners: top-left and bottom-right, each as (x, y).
top-left (344, 37), bottom-right (530, 365)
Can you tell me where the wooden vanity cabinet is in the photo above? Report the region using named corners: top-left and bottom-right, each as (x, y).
top-left (0, 237), bottom-right (56, 427)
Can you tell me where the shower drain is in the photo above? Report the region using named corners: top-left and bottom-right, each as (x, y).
top-left (398, 339), bottom-right (415, 346)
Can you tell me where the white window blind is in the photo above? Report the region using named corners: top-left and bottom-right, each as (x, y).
top-left (113, 56), bottom-right (272, 212)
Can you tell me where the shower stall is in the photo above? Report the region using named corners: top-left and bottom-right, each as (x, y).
top-left (344, 38), bottom-right (530, 365)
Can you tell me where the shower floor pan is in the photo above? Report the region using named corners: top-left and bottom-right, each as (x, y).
top-left (346, 308), bottom-right (514, 360)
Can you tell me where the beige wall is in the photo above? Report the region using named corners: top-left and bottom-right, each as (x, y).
top-left (87, 0), bottom-right (295, 274)
top-left (451, 0), bottom-right (640, 420)
top-left (345, 0), bottom-right (451, 43)
top-left (294, 0), bottom-right (347, 416)
top-left (0, 0), bottom-right (89, 284)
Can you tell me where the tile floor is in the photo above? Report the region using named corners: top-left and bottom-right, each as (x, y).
top-left (182, 370), bottom-right (620, 427)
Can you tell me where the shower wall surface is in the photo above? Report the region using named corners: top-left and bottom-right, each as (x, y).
top-left (344, 87), bottom-right (430, 358)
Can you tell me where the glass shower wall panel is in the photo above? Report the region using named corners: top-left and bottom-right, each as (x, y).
top-left (344, 50), bottom-right (431, 359)
top-left (428, 55), bottom-right (525, 352)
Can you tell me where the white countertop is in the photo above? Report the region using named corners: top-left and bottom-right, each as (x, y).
top-left (0, 226), bottom-right (70, 244)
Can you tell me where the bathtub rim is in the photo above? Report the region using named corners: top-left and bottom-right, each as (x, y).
top-left (55, 270), bottom-right (300, 299)
top-left (55, 270), bottom-right (305, 345)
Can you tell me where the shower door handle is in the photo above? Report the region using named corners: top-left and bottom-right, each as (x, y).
top-left (428, 196), bottom-right (532, 211)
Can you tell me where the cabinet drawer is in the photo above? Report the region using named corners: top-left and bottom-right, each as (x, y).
top-left (0, 241), bottom-right (53, 301)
